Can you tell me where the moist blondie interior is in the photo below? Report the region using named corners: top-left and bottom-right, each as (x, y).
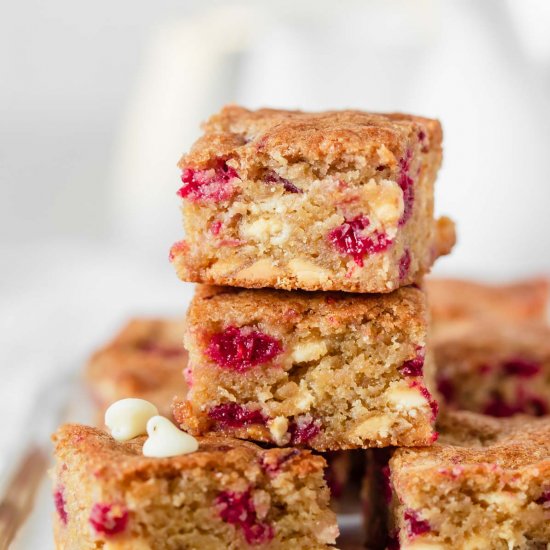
top-left (174, 285), bottom-right (438, 451)
top-left (171, 106), bottom-right (454, 293)
top-left (51, 425), bottom-right (338, 549)
top-left (385, 411), bottom-right (550, 549)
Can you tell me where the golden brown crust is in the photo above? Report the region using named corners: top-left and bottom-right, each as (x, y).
top-left (179, 105), bottom-right (442, 173)
top-left (427, 277), bottom-right (549, 324)
top-left (188, 285), bottom-right (426, 335)
top-left (52, 424), bottom-right (325, 482)
top-left (394, 410), bottom-right (550, 472)
top-left (434, 318), bottom-right (550, 364)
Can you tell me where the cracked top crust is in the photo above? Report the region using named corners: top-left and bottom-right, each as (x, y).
top-left (52, 424), bottom-right (323, 482)
top-left (393, 410), bottom-right (550, 473)
top-left (179, 105), bottom-right (442, 174)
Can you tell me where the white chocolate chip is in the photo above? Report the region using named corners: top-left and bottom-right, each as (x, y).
top-left (352, 415), bottom-right (392, 439)
top-left (142, 416), bottom-right (199, 458)
top-left (238, 259), bottom-right (283, 281)
top-left (401, 541), bottom-right (445, 550)
top-left (268, 416), bottom-right (290, 446)
top-left (105, 398), bottom-right (159, 442)
top-left (288, 259), bottom-right (330, 285)
top-left (291, 340), bottom-right (328, 363)
top-left (241, 217), bottom-right (285, 242)
top-left (388, 385), bottom-right (430, 410)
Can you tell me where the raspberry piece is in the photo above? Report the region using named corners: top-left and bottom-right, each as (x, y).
top-left (209, 220), bottom-right (222, 236)
top-left (216, 489), bottom-right (274, 545)
top-left (483, 397), bottom-right (519, 418)
top-left (404, 508), bottom-right (431, 537)
top-left (208, 403), bottom-right (266, 428)
top-left (328, 215), bottom-right (392, 267)
top-left (265, 171), bottom-right (302, 193)
top-left (502, 357), bottom-right (541, 378)
top-left (436, 375), bottom-right (455, 404)
top-left (400, 347), bottom-right (425, 377)
top-left (399, 249), bottom-right (411, 280)
top-left (207, 326), bottom-right (282, 372)
top-left (398, 152), bottom-right (415, 226)
top-left (89, 503), bottom-right (128, 536)
top-left (177, 160), bottom-right (238, 203)
top-left (536, 490), bottom-right (550, 506)
top-left (410, 381), bottom-right (438, 419)
top-left (54, 486), bottom-right (68, 525)
top-left (288, 416), bottom-right (321, 445)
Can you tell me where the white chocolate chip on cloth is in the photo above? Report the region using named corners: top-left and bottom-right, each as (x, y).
top-left (142, 416), bottom-right (199, 457)
top-left (105, 398), bottom-right (159, 442)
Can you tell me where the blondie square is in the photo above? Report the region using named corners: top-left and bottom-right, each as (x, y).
top-left (85, 318), bottom-right (188, 419)
top-left (173, 285), bottom-right (438, 451)
top-left (379, 411), bottom-right (550, 549)
top-left (170, 106), bottom-right (455, 293)
top-left (435, 318), bottom-right (550, 418)
top-left (427, 277), bottom-right (549, 332)
top-left (51, 424), bottom-right (338, 549)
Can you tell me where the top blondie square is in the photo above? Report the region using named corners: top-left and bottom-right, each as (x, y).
top-left (170, 106), bottom-right (455, 294)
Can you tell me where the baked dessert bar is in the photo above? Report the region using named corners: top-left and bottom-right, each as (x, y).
top-left (376, 411), bottom-right (550, 549)
top-left (85, 318), bottom-right (188, 420)
top-left (427, 277), bottom-right (549, 330)
top-left (173, 285), bottom-right (438, 451)
top-left (170, 105), bottom-right (455, 293)
top-left (51, 424), bottom-right (338, 549)
top-left (435, 318), bottom-right (550, 417)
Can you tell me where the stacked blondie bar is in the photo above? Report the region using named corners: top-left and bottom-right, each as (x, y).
top-left (50, 106), bottom-right (550, 549)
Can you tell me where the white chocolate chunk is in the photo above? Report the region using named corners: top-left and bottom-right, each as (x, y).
top-left (268, 416), bottom-right (289, 446)
top-left (288, 259), bottom-right (330, 285)
top-left (142, 416), bottom-right (199, 458)
top-left (238, 259), bottom-right (282, 281)
top-left (352, 415), bottom-right (392, 439)
top-left (291, 340), bottom-right (328, 363)
top-left (388, 385), bottom-right (430, 410)
top-left (105, 398), bottom-right (159, 442)
top-left (242, 217), bottom-right (285, 242)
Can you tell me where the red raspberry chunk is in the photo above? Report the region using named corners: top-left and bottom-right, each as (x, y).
top-left (410, 381), bottom-right (439, 419)
top-left (404, 508), bottom-right (431, 537)
top-left (288, 415), bottom-right (321, 445)
top-left (328, 215), bottom-right (392, 267)
top-left (177, 160), bottom-right (238, 203)
top-left (54, 486), bottom-right (68, 525)
top-left (216, 489), bottom-right (274, 545)
top-left (207, 326), bottom-right (282, 372)
top-left (502, 357), bottom-right (541, 378)
top-left (208, 403), bottom-right (266, 428)
top-left (400, 347), bottom-right (425, 377)
top-left (399, 249), bottom-right (411, 280)
top-left (89, 503), bottom-right (129, 536)
top-left (398, 151), bottom-right (415, 226)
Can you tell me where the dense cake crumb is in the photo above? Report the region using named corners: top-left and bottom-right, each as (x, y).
top-left (174, 284), bottom-right (437, 451)
top-left (171, 105), bottom-right (454, 293)
top-left (51, 424), bottom-right (338, 549)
